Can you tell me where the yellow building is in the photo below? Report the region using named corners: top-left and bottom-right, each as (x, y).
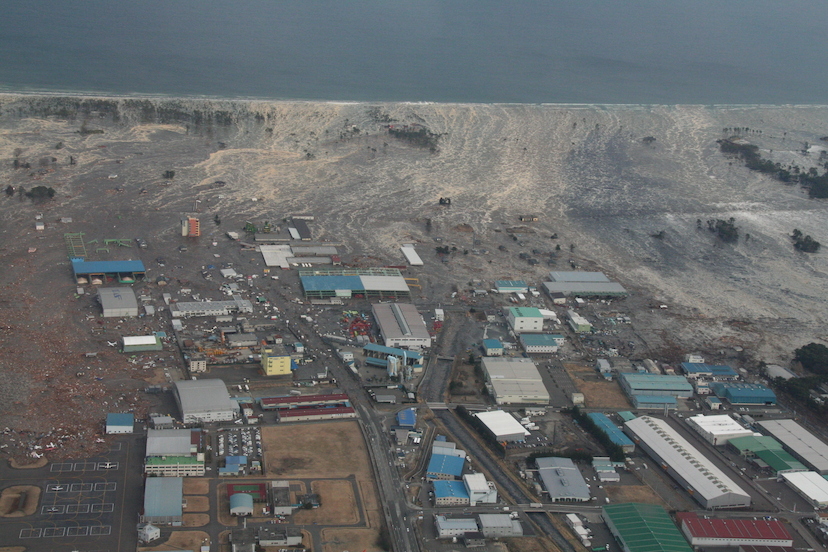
top-left (262, 347), bottom-right (293, 376)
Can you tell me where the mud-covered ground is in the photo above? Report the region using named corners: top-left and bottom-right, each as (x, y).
top-left (1, 95), bottom-right (827, 460)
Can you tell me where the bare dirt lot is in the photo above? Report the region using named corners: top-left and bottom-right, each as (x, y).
top-left (263, 421), bottom-right (372, 479)
top-left (563, 362), bottom-right (630, 409)
top-left (183, 477), bottom-right (210, 495)
top-left (2, 96), bottom-right (828, 461)
top-left (0, 485), bottom-right (39, 516)
top-left (605, 484), bottom-right (666, 506)
top-left (506, 536), bottom-right (560, 552)
top-left (183, 495), bottom-right (209, 512)
top-left (182, 513), bottom-right (209, 527)
top-left (294, 479), bottom-right (358, 525)
top-left (321, 527), bottom-right (383, 552)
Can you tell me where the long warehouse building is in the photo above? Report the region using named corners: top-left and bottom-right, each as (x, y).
top-left (624, 416), bottom-right (751, 509)
top-left (372, 303), bottom-right (431, 349)
top-left (480, 357), bottom-right (549, 405)
top-left (755, 419), bottom-right (828, 475)
top-left (300, 268), bottom-right (410, 299)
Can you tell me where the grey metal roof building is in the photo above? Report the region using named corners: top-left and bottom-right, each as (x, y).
top-left (170, 296), bottom-right (253, 318)
top-left (477, 513), bottom-right (524, 537)
top-left (536, 457), bottom-right (591, 502)
top-left (755, 419), bottom-right (828, 474)
top-left (435, 516), bottom-right (479, 538)
top-left (141, 477), bottom-right (183, 524)
top-left (174, 379), bottom-right (238, 423)
top-left (146, 429), bottom-right (194, 456)
top-left (372, 303), bottom-right (431, 349)
top-left (624, 416), bottom-right (751, 509)
top-left (98, 287), bottom-right (139, 317)
top-left (481, 357), bottom-right (549, 405)
top-left (543, 281), bottom-right (628, 297)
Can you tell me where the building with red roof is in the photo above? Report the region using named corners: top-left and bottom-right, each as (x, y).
top-left (676, 513), bottom-right (792, 547)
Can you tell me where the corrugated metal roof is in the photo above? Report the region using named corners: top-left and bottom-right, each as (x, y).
top-left (433, 480), bottom-right (469, 499)
top-left (548, 271), bottom-right (610, 283)
top-left (676, 512), bottom-right (791, 542)
top-left (72, 259), bottom-right (145, 275)
top-left (756, 419), bottom-right (828, 474)
top-left (144, 477), bottom-right (183, 518)
top-left (603, 503), bottom-right (692, 552)
top-left (301, 274), bottom-right (363, 292)
top-left (475, 410), bottom-right (530, 439)
top-left (536, 457), bottom-right (591, 501)
top-left (543, 281), bottom-right (628, 296)
top-left (624, 416), bottom-right (751, 507)
top-left (587, 412), bottom-right (635, 448)
top-left (106, 413), bottom-right (134, 427)
top-left (146, 429), bottom-right (193, 456)
top-left (427, 454), bottom-right (465, 477)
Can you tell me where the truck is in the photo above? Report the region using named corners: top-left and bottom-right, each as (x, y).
top-left (529, 502), bottom-right (543, 508)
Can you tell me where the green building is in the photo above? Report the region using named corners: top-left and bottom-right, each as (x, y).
top-left (602, 503), bottom-right (692, 552)
top-left (727, 435), bottom-right (808, 474)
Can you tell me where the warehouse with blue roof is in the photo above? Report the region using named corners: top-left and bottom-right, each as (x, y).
top-left (680, 362), bottom-right (739, 380)
top-left (427, 453), bottom-right (465, 480)
top-left (711, 382), bottom-right (776, 405)
top-left (396, 408), bottom-right (416, 428)
top-left (482, 338), bottom-right (503, 356)
top-left (587, 412), bottom-right (635, 453)
top-left (299, 268), bottom-right (410, 299)
top-left (433, 480), bottom-right (470, 506)
top-left (72, 259), bottom-right (145, 284)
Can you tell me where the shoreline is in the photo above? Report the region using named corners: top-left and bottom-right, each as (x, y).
top-left (1, 90), bottom-right (827, 111)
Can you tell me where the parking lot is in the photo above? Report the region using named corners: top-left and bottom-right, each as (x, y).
top-left (217, 426), bottom-right (262, 459)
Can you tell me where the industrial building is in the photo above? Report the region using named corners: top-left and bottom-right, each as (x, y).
top-left (755, 419), bottom-right (828, 474)
top-left (435, 516), bottom-right (479, 538)
top-left (567, 310), bottom-right (592, 333)
top-left (711, 382), bottom-right (776, 405)
top-left (259, 393), bottom-right (350, 410)
top-left (106, 413), bottom-right (134, 434)
top-left (686, 414), bottom-right (755, 445)
top-left (480, 357), bottom-right (549, 405)
top-left (427, 453), bottom-right (466, 480)
top-left (174, 379), bottom-right (238, 423)
top-left (680, 362), bottom-right (739, 380)
top-left (433, 441), bottom-right (466, 459)
top-left (586, 412), bottom-right (635, 453)
top-left (482, 338), bottom-right (503, 356)
top-left (506, 307), bottom-right (543, 333)
top-left (495, 280), bottom-right (528, 293)
top-left (520, 333), bottom-right (560, 353)
top-left (549, 271), bottom-right (611, 283)
top-left (146, 429), bottom-right (198, 456)
top-left (602, 503), bottom-right (693, 552)
top-left (258, 526), bottom-right (303, 547)
top-left (122, 335), bottom-right (163, 352)
top-left (363, 343), bottom-right (424, 373)
top-left (619, 373), bottom-right (693, 399)
top-left (397, 408), bottom-right (416, 428)
top-left (270, 481), bottom-right (295, 515)
top-left (478, 514), bottom-right (524, 538)
top-left (98, 287), bottom-right (139, 317)
top-left (779, 471), bottom-right (828, 508)
top-left (463, 473), bottom-right (498, 505)
top-left (145, 455), bottom-right (205, 477)
top-left (619, 373), bottom-right (693, 410)
top-left (141, 477), bottom-right (183, 525)
top-left (536, 457), bottom-right (591, 502)
top-left (726, 435), bottom-right (807, 474)
top-left (277, 406), bottom-right (356, 422)
top-left (170, 296), bottom-right (254, 318)
top-left (372, 303), bottom-right (431, 349)
top-left (72, 259), bottom-right (145, 284)
top-left (433, 480), bottom-right (470, 506)
top-left (261, 347), bottom-right (295, 376)
top-left (290, 218), bottom-right (312, 240)
top-left (230, 492), bottom-right (255, 516)
top-left (675, 512), bottom-right (793, 547)
top-left (624, 416), bottom-right (751, 508)
top-left (299, 268), bottom-right (410, 299)
top-left (593, 457), bottom-right (622, 482)
top-left (400, 244), bottom-right (424, 266)
top-left (474, 410), bottom-right (530, 442)
top-left (543, 280), bottom-right (628, 297)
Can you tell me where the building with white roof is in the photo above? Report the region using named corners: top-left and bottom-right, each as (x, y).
top-left (756, 419), bottom-right (828, 474)
top-left (780, 471), bottom-right (828, 508)
top-left (624, 416), bottom-right (751, 509)
top-left (372, 303), bottom-right (431, 349)
top-left (174, 379), bottom-right (237, 423)
top-left (463, 473), bottom-right (498, 505)
top-left (686, 414), bottom-right (755, 446)
top-left (98, 287), bottom-right (139, 317)
top-left (146, 429), bottom-right (195, 456)
top-left (474, 410), bottom-right (531, 442)
top-left (122, 335), bottom-right (163, 352)
top-left (435, 516), bottom-right (479, 538)
top-left (480, 357), bottom-right (549, 405)
top-left (477, 513), bottom-right (524, 537)
top-left (170, 296), bottom-right (253, 318)
top-left (400, 245), bottom-right (424, 266)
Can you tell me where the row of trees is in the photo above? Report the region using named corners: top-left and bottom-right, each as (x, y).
top-left (791, 229), bottom-right (821, 253)
top-left (570, 406), bottom-right (625, 462)
top-left (4, 185), bottom-right (56, 203)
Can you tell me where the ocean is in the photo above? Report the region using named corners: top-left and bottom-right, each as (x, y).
top-left (1, 0), bottom-right (827, 105)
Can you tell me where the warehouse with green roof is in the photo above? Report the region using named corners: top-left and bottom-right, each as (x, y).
top-left (727, 435), bottom-right (808, 474)
top-left (603, 503), bottom-right (692, 552)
